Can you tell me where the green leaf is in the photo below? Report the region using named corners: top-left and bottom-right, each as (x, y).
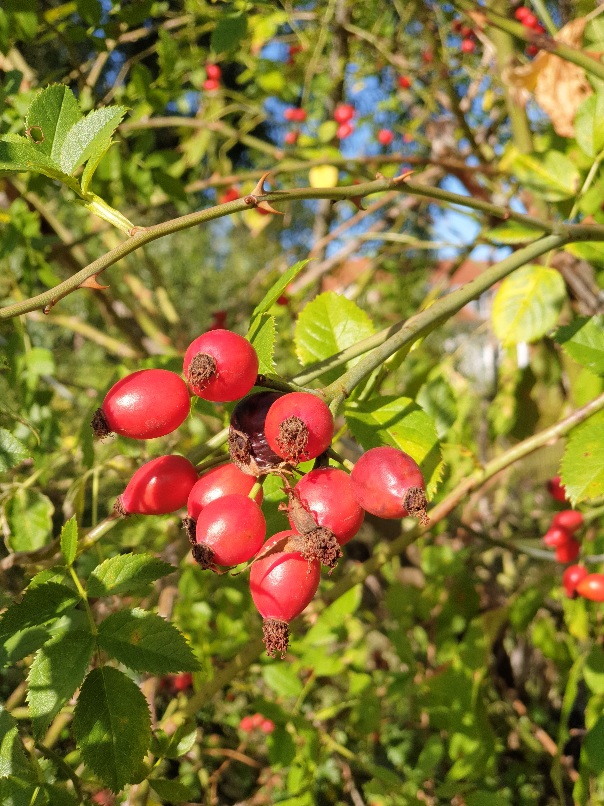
top-left (0, 777), bottom-right (38, 806)
top-left (583, 717), bottom-right (604, 774)
top-left (584, 646), bottom-right (604, 694)
top-left (247, 313), bottom-right (276, 375)
top-left (0, 429), bottom-right (30, 471)
top-left (86, 553), bottom-right (174, 597)
top-left (294, 291), bottom-right (375, 385)
top-left (560, 411), bottom-right (604, 505)
top-left (0, 582), bottom-right (79, 638)
top-left (5, 488), bottom-right (54, 552)
top-left (503, 148), bottom-right (580, 202)
top-left (211, 14), bottom-right (248, 53)
top-left (345, 396), bottom-right (443, 498)
top-left (97, 609), bottom-right (200, 674)
top-left (0, 612), bottom-right (84, 669)
top-left (60, 516), bottom-right (78, 566)
top-left (24, 84), bottom-right (82, 164)
top-left (27, 629), bottom-right (95, 738)
top-left (0, 707), bottom-right (31, 778)
top-left (575, 92), bottom-right (604, 158)
top-left (150, 779), bottom-right (193, 803)
top-left (491, 265), bottom-right (567, 347)
top-left (262, 663), bottom-right (304, 697)
top-left (58, 105), bottom-right (127, 175)
top-left (80, 137), bottom-right (112, 193)
top-left (0, 133), bottom-right (76, 187)
top-left (73, 666), bottom-right (151, 792)
top-left (484, 222), bottom-right (545, 245)
top-left (555, 315), bottom-right (604, 376)
top-left (252, 259), bottom-right (310, 317)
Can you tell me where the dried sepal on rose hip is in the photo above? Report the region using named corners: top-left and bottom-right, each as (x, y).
top-left (250, 530), bottom-right (320, 658)
top-left (350, 446), bottom-right (428, 525)
top-left (228, 391), bottom-right (285, 476)
top-left (284, 467), bottom-right (364, 570)
top-left (92, 369), bottom-right (190, 440)
top-left (191, 493), bottom-right (266, 570)
top-left (115, 455), bottom-right (198, 516)
top-left (183, 329), bottom-right (259, 403)
top-left (264, 392), bottom-right (334, 466)
top-left (182, 463), bottom-right (263, 542)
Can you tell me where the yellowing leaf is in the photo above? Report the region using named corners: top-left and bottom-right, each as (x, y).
top-left (309, 164), bottom-right (338, 188)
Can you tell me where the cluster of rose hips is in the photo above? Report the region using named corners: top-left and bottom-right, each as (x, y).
top-left (514, 6), bottom-right (546, 57)
top-left (93, 328), bottom-right (428, 658)
top-left (544, 477), bottom-right (604, 602)
top-left (239, 713), bottom-right (275, 734)
top-left (203, 63), bottom-right (222, 92)
top-left (452, 19), bottom-right (478, 54)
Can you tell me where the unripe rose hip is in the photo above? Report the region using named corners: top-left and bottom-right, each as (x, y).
top-left (183, 329), bottom-right (259, 402)
top-left (116, 455), bottom-right (198, 516)
top-left (92, 369), bottom-right (190, 440)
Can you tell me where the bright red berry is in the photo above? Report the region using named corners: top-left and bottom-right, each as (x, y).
top-left (219, 187), bottom-right (240, 204)
top-left (284, 107), bottom-right (306, 122)
top-left (336, 122), bottom-right (354, 140)
top-left (171, 672), bottom-right (193, 692)
top-left (526, 44), bottom-right (540, 57)
top-left (350, 446), bottom-right (428, 524)
top-left (239, 715), bottom-right (254, 732)
top-left (551, 510), bottom-right (584, 534)
top-left (291, 468), bottom-right (364, 547)
top-left (547, 476), bottom-right (567, 503)
top-left (206, 63), bottom-right (221, 80)
top-left (92, 369), bottom-right (190, 441)
top-left (334, 104), bottom-right (355, 124)
top-left (576, 573), bottom-right (604, 602)
top-left (203, 78), bottom-right (220, 91)
top-left (187, 464), bottom-right (263, 521)
top-left (250, 530), bottom-right (320, 658)
top-left (520, 11), bottom-right (538, 28)
top-left (116, 455), bottom-right (198, 516)
top-left (460, 25), bottom-right (474, 38)
top-left (398, 75), bottom-right (412, 89)
top-left (284, 130), bottom-right (299, 145)
top-left (192, 493), bottom-right (266, 568)
top-left (562, 565), bottom-right (588, 598)
top-left (250, 713), bottom-right (264, 729)
top-left (555, 537), bottom-right (580, 564)
top-left (461, 38), bottom-right (476, 53)
top-left (377, 129), bottom-right (394, 146)
top-left (264, 392), bottom-right (334, 465)
top-left (260, 718), bottom-right (275, 733)
top-left (514, 7), bottom-right (531, 21)
top-left (543, 526), bottom-right (573, 548)
top-left (183, 329), bottom-right (259, 403)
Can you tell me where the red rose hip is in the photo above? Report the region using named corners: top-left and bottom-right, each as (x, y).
top-left (551, 510), bottom-right (584, 534)
top-left (192, 494), bottom-right (266, 569)
top-left (291, 467), bottom-right (364, 547)
top-left (264, 392), bottom-right (334, 465)
top-left (92, 369), bottom-right (190, 440)
top-left (116, 455), bottom-right (198, 515)
top-left (350, 446), bottom-right (428, 524)
top-left (562, 565), bottom-right (588, 598)
top-left (576, 573), bottom-right (604, 602)
top-left (183, 329), bottom-right (259, 402)
top-left (250, 530), bottom-right (320, 658)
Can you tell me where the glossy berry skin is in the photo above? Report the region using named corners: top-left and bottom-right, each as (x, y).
top-left (284, 130), bottom-right (299, 145)
top-left (194, 494), bottom-right (266, 566)
top-left (250, 531), bottom-right (320, 622)
top-left (219, 187), bottom-right (240, 204)
top-left (284, 107), bottom-right (306, 122)
top-left (94, 369), bottom-right (190, 440)
top-left (576, 574), bottom-right (604, 602)
top-left (264, 392), bottom-right (334, 464)
top-left (377, 129), bottom-right (394, 146)
top-left (187, 463), bottom-right (262, 520)
top-left (120, 455), bottom-right (198, 515)
top-left (543, 526), bottom-right (572, 548)
top-left (555, 537), bottom-right (580, 564)
top-left (547, 476), bottom-right (567, 502)
top-left (203, 78), bottom-right (220, 91)
top-left (183, 329), bottom-right (259, 402)
top-left (334, 104), bottom-right (355, 124)
top-left (461, 38), bottom-right (476, 53)
top-left (551, 510), bottom-right (583, 534)
top-left (351, 446), bottom-right (426, 520)
top-left (562, 565), bottom-right (588, 598)
top-left (398, 75), bottom-right (411, 89)
top-left (291, 468), bottom-right (364, 546)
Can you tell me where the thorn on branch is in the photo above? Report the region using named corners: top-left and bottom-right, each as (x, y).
top-left (79, 274), bottom-right (110, 291)
top-left (251, 171), bottom-right (273, 197)
top-left (392, 169), bottom-right (415, 184)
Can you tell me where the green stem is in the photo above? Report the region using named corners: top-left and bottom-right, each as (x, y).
top-left (321, 233), bottom-right (568, 407)
top-left (68, 565), bottom-right (97, 636)
top-left (5, 172), bottom-right (604, 321)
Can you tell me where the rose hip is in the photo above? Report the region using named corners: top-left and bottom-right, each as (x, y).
top-left (183, 329), bottom-right (259, 403)
top-left (116, 455), bottom-right (198, 516)
top-left (264, 392), bottom-right (334, 465)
